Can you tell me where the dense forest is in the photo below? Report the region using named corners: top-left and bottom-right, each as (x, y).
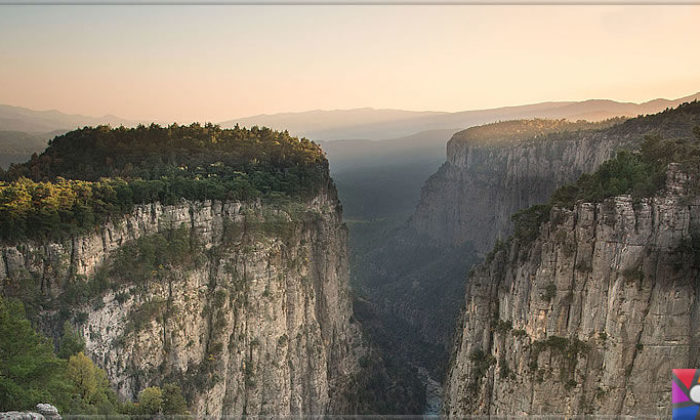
top-left (0, 124), bottom-right (329, 242)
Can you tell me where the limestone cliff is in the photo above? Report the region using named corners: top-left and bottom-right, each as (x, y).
top-left (411, 108), bottom-right (700, 254)
top-left (0, 186), bottom-right (364, 416)
top-left (444, 165), bottom-right (700, 417)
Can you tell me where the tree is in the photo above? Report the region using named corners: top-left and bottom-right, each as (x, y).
top-left (138, 386), bottom-right (163, 415)
top-left (66, 352), bottom-right (97, 402)
top-left (57, 321), bottom-right (85, 359)
top-left (162, 383), bottom-right (188, 415)
top-left (64, 352), bottom-right (118, 415)
top-left (0, 297), bottom-right (71, 411)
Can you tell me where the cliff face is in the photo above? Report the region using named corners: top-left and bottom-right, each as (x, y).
top-left (412, 130), bottom-right (639, 255)
top-left (0, 188), bottom-right (363, 416)
top-left (444, 165), bottom-right (700, 417)
top-left (410, 111), bottom-right (700, 254)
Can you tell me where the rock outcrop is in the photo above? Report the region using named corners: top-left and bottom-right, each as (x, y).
top-left (444, 165), bottom-right (700, 417)
top-left (0, 185), bottom-right (364, 416)
top-left (34, 405), bottom-right (60, 420)
top-left (0, 404), bottom-right (60, 420)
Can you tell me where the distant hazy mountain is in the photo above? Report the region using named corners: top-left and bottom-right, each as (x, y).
top-left (0, 105), bottom-right (143, 168)
top-left (0, 130), bottom-right (60, 168)
top-left (222, 92), bottom-right (700, 141)
top-left (0, 104), bottom-right (138, 133)
top-left (220, 108), bottom-right (445, 141)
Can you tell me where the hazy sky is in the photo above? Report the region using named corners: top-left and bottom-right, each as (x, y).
top-left (0, 5), bottom-right (699, 123)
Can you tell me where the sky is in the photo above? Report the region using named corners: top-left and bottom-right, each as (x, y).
top-left (0, 5), bottom-right (699, 123)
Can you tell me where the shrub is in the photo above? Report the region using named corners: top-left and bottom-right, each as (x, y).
top-left (512, 204), bottom-right (552, 245)
top-left (493, 319), bottom-right (513, 334)
top-left (541, 282), bottom-right (557, 302)
top-left (469, 348), bottom-right (496, 379)
top-left (512, 329), bottom-right (528, 338)
top-left (622, 266), bottom-right (644, 283)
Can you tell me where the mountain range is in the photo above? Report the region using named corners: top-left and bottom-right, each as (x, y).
top-left (221, 92), bottom-right (700, 140)
top-left (3, 91), bottom-right (699, 144)
top-left (0, 104), bottom-right (138, 134)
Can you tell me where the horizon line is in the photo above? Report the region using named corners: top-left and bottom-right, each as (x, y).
top-left (1, 90), bottom-right (698, 125)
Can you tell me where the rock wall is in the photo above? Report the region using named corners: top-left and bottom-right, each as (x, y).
top-left (410, 109), bottom-right (700, 254)
top-left (0, 187), bottom-right (364, 416)
top-left (444, 165), bottom-right (700, 417)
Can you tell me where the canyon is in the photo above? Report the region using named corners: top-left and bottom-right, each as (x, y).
top-left (355, 102), bottom-right (700, 414)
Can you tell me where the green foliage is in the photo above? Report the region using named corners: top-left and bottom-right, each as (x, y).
top-left (530, 335), bottom-right (589, 383)
top-left (492, 319), bottom-right (513, 334)
top-left (0, 297), bottom-right (70, 411)
top-left (66, 352), bottom-right (98, 402)
top-left (57, 225), bottom-right (202, 323)
top-left (6, 123), bottom-right (327, 185)
top-left (550, 149), bottom-right (662, 208)
top-left (532, 335), bottom-right (588, 358)
top-left (133, 384), bottom-right (190, 415)
top-left (512, 204), bottom-right (552, 245)
top-left (0, 298), bottom-right (121, 414)
top-left (64, 353), bottom-right (119, 415)
top-left (129, 369), bottom-right (194, 413)
top-left (0, 123), bottom-right (329, 242)
top-left (340, 349), bottom-right (427, 414)
top-left (551, 130), bottom-right (700, 210)
top-left (484, 238), bottom-right (508, 264)
top-left (110, 223), bottom-right (201, 285)
top-left (125, 298), bottom-right (166, 334)
top-left (468, 348), bottom-right (496, 379)
top-left (137, 386), bottom-right (163, 415)
top-left (541, 282), bottom-right (557, 302)
top-left (57, 321), bottom-right (85, 359)
top-left (512, 328), bottom-right (528, 338)
top-left (161, 383), bottom-right (189, 415)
